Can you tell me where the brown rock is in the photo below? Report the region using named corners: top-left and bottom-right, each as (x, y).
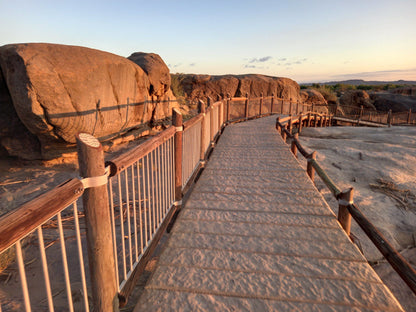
top-left (174, 74), bottom-right (301, 102)
top-left (0, 43), bottom-right (178, 159)
top-left (371, 92), bottom-right (416, 112)
top-left (128, 52), bottom-right (171, 97)
top-left (300, 89), bottom-right (328, 105)
top-left (0, 68), bottom-right (41, 159)
top-left (339, 90), bottom-right (376, 110)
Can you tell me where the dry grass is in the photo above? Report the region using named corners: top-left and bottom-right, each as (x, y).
top-left (370, 178), bottom-right (416, 210)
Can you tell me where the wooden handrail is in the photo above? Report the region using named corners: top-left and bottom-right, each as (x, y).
top-left (0, 178), bottom-right (84, 253)
top-left (276, 114), bottom-right (416, 296)
top-left (107, 126), bottom-right (175, 177)
top-left (348, 203), bottom-right (416, 295)
top-left (183, 113), bottom-right (203, 130)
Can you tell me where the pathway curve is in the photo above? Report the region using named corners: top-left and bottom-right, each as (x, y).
top-left (134, 116), bottom-right (403, 311)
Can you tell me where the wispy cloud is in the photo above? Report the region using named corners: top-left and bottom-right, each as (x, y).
top-left (189, 63), bottom-right (196, 67)
top-left (330, 68), bottom-right (416, 80)
top-left (248, 56), bottom-right (273, 63)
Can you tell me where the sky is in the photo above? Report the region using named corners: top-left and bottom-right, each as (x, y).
top-left (1, 0), bottom-right (415, 83)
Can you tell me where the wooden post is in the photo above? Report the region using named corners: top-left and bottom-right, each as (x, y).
top-left (314, 114), bottom-right (318, 127)
top-left (288, 115), bottom-right (293, 135)
top-left (276, 117), bottom-right (281, 132)
top-left (388, 109), bottom-right (392, 127)
top-left (338, 188), bottom-right (354, 236)
top-left (296, 100), bottom-right (299, 115)
top-left (359, 105), bottom-right (364, 119)
top-left (312, 103), bottom-right (315, 113)
top-left (245, 93), bottom-right (249, 119)
top-left (291, 133), bottom-right (298, 157)
top-left (320, 115), bottom-right (324, 127)
top-left (307, 151), bottom-right (317, 182)
top-left (226, 93), bottom-right (231, 122)
top-left (76, 133), bottom-right (119, 312)
top-left (307, 112), bottom-right (312, 127)
top-left (259, 92), bottom-right (263, 116)
top-left (271, 93), bottom-right (274, 114)
top-left (207, 96), bottom-right (211, 108)
top-left (298, 113), bottom-right (303, 133)
top-left (172, 108), bottom-right (183, 203)
top-left (282, 125), bottom-right (287, 143)
top-left (210, 104), bottom-right (214, 142)
top-left (280, 98), bottom-right (284, 114)
top-left (289, 98), bottom-right (293, 115)
top-left (199, 100), bottom-right (206, 161)
top-left (407, 109), bottom-right (412, 124)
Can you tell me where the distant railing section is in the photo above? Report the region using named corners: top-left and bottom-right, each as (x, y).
top-left (276, 115), bottom-right (416, 297)
top-left (328, 104), bottom-right (415, 126)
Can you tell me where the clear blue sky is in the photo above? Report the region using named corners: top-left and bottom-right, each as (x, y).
top-left (1, 0), bottom-right (415, 83)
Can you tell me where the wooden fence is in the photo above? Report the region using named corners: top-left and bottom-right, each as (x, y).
top-left (0, 94), bottom-right (414, 311)
top-left (328, 104), bottom-right (415, 126)
top-left (276, 115), bottom-right (416, 297)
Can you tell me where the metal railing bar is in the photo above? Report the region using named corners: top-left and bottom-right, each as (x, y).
top-left (108, 177), bottom-right (120, 289)
top-left (57, 212), bottom-right (74, 312)
top-left (124, 168), bottom-right (133, 271)
top-left (73, 202), bottom-right (90, 312)
top-left (16, 240), bottom-right (31, 312)
top-left (117, 173), bottom-right (127, 281)
top-left (136, 159), bottom-right (144, 255)
top-left (131, 165), bottom-right (138, 264)
top-left (37, 225), bottom-right (54, 312)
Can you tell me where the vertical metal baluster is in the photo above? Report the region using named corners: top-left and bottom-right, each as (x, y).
top-left (157, 145), bottom-right (164, 220)
top-left (162, 142), bottom-right (167, 215)
top-left (136, 159), bottom-right (144, 254)
top-left (131, 164), bottom-right (138, 263)
top-left (146, 153), bottom-right (151, 243)
top-left (73, 202), bottom-right (90, 312)
top-left (118, 173), bottom-right (127, 281)
top-left (171, 137), bottom-right (174, 206)
top-left (37, 226), bottom-right (54, 312)
top-left (167, 138), bottom-right (171, 210)
top-left (16, 240), bottom-right (31, 312)
top-left (158, 145), bottom-right (163, 221)
top-left (108, 178), bottom-right (120, 288)
top-left (57, 212), bottom-right (74, 312)
top-left (155, 147), bottom-right (160, 226)
top-left (124, 168), bottom-right (133, 270)
top-left (150, 150), bottom-right (156, 234)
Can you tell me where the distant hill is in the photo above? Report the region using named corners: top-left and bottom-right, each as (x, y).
top-left (302, 79), bottom-right (416, 86)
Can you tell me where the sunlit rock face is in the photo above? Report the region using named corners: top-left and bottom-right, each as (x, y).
top-left (300, 89), bottom-right (328, 105)
top-left (0, 43), bottom-right (176, 159)
top-left (339, 90), bottom-right (376, 110)
top-left (175, 73), bottom-right (302, 102)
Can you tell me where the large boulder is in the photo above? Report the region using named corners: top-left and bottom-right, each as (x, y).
top-left (371, 92), bottom-right (416, 112)
top-left (300, 89), bottom-right (327, 105)
top-left (128, 52), bottom-right (171, 97)
top-left (173, 74), bottom-right (302, 102)
top-left (339, 90), bottom-right (376, 110)
top-left (0, 43), bottom-right (176, 159)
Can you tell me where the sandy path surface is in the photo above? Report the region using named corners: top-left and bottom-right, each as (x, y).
top-left (134, 116), bottom-right (403, 311)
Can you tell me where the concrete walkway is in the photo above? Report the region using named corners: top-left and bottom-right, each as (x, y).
top-left (134, 116), bottom-right (403, 311)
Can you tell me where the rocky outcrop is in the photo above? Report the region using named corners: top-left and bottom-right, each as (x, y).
top-left (339, 90), bottom-right (376, 110)
top-left (0, 43), bottom-right (177, 159)
top-left (174, 74), bottom-right (302, 102)
top-left (391, 87), bottom-right (416, 96)
top-left (128, 52), bottom-right (171, 97)
top-left (371, 93), bottom-right (416, 112)
top-left (300, 89), bottom-right (327, 105)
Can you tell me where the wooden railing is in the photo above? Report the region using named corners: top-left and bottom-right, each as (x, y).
top-left (1, 93), bottom-right (414, 311)
top-left (276, 115), bottom-right (416, 296)
top-left (328, 104), bottom-right (415, 126)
